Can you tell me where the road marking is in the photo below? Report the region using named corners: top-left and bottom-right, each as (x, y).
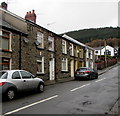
top-left (95, 78), bottom-right (106, 83)
top-left (70, 83), bottom-right (91, 92)
top-left (4, 95), bottom-right (58, 115)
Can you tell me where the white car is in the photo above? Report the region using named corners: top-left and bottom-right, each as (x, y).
top-left (0, 70), bottom-right (44, 100)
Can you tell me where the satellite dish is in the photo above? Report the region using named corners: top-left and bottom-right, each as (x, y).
top-left (35, 41), bottom-right (40, 46)
top-left (23, 38), bottom-right (29, 43)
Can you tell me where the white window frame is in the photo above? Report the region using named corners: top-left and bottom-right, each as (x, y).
top-left (70, 43), bottom-right (74, 56)
top-left (0, 30), bottom-right (11, 51)
top-left (86, 49), bottom-right (89, 58)
top-left (62, 40), bottom-right (67, 54)
top-left (37, 31), bottom-right (44, 48)
top-left (90, 50), bottom-right (93, 59)
top-left (80, 49), bottom-right (83, 58)
top-left (61, 58), bottom-right (68, 71)
top-left (48, 36), bottom-right (54, 51)
top-left (37, 57), bottom-right (44, 74)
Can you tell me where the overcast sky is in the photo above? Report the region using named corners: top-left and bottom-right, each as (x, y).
top-left (1, 0), bottom-right (119, 34)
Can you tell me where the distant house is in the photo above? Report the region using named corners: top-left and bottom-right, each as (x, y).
top-left (94, 45), bottom-right (118, 57)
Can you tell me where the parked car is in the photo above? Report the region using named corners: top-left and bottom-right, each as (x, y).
top-left (74, 67), bottom-right (98, 80)
top-left (0, 70), bottom-right (44, 100)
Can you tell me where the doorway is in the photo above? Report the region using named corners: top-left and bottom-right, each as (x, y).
top-left (70, 60), bottom-right (74, 78)
top-left (49, 58), bottom-right (55, 80)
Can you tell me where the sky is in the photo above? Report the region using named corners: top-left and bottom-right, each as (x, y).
top-left (0, 0), bottom-right (119, 34)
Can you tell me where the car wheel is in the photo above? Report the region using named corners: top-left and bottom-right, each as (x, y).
top-left (38, 83), bottom-right (44, 92)
top-left (6, 89), bottom-right (16, 100)
top-left (88, 75), bottom-right (92, 79)
top-left (95, 74), bottom-right (98, 79)
top-left (74, 77), bottom-right (78, 80)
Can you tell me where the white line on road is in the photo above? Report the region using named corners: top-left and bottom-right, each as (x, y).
top-left (95, 78), bottom-right (106, 83)
top-left (70, 83), bottom-right (91, 92)
top-left (4, 95), bottom-right (58, 115)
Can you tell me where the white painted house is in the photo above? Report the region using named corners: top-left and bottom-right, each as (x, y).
top-left (94, 45), bottom-right (117, 57)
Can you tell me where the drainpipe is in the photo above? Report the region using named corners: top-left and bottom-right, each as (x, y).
top-left (19, 33), bottom-right (22, 70)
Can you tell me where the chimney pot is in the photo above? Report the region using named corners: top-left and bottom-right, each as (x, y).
top-left (1, 2), bottom-right (7, 10)
top-left (32, 10), bottom-right (35, 13)
top-left (25, 10), bottom-right (36, 23)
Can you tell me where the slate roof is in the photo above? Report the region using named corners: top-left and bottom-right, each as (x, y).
top-left (0, 19), bottom-right (27, 35)
top-left (63, 34), bottom-right (94, 50)
top-left (93, 46), bottom-right (104, 50)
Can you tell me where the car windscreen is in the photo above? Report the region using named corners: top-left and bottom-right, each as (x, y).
top-left (0, 72), bottom-right (8, 79)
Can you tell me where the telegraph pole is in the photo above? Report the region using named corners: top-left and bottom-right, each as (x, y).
top-left (104, 39), bottom-right (107, 68)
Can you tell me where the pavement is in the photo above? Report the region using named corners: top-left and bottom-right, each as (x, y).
top-left (98, 62), bottom-right (120, 75)
top-left (98, 62), bottom-right (120, 115)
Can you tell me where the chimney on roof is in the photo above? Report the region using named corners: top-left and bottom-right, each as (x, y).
top-left (1, 2), bottom-right (7, 10)
top-left (25, 10), bottom-right (36, 23)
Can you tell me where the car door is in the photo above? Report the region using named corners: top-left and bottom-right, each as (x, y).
top-left (20, 71), bottom-right (36, 90)
top-left (11, 71), bottom-right (23, 91)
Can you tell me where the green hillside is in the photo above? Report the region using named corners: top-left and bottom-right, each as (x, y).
top-left (61, 27), bottom-right (119, 44)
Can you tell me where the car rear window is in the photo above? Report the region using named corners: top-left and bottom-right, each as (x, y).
top-left (77, 68), bottom-right (88, 71)
top-left (0, 72), bottom-right (8, 79)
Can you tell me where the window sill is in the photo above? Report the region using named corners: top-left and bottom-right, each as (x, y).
top-left (0, 49), bottom-right (12, 53)
top-left (61, 70), bottom-right (69, 73)
top-left (37, 72), bottom-right (45, 75)
top-left (36, 46), bottom-right (44, 50)
top-left (70, 55), bottom-right (74, 57)
top-left (48, 49), bottom-right (55, 52)
top-left (62, 53), bottom-right (67, 55)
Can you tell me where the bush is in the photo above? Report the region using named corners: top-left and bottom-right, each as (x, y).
top-left (95, 58), bottom-right (117, 70)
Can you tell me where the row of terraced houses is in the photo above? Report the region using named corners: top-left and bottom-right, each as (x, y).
top-left (0, 2), bottom-right (95, 84)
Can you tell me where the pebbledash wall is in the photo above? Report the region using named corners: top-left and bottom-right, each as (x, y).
top-left (0, 3), bottom-right (95, 84)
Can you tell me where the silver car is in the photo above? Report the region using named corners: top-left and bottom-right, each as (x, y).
top-left (0, 70), bottom-right (44, 100)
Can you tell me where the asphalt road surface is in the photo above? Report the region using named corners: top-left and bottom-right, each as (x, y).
top-left (2, 65), bottom-right (119, 115)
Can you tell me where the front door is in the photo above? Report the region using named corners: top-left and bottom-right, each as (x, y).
top-left (49, 58), bottom-right (55, 80)
top-left (70, 60), bottom-right (74, 78)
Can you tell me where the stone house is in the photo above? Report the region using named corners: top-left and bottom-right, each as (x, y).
top-left (0, 3), bottom-right (95, 84)
top-left (0, 5), bottom-right (27, 71)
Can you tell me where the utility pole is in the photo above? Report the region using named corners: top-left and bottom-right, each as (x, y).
top-left (104, 39), bottom-right (107, 68)
top-left (99, 40), bottom-right (101, 60)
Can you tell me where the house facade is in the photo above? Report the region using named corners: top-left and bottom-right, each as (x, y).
top-left (94, 45), bottom-right (117, 57)
top-left (0, 3), bottom-right (95, 84)
top-left (0, 5), bottom-right (28, 71)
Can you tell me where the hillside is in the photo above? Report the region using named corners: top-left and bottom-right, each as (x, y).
top-left (61, 27), bottom-right (120, 44)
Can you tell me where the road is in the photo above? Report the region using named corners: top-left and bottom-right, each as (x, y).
top-left (2, 65), bottom-right (119, 115)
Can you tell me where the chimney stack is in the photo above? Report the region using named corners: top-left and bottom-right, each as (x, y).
top-left (1, 2), bottom-right (7, 10)
top-left (25, 10), bottom-right (36, 23)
